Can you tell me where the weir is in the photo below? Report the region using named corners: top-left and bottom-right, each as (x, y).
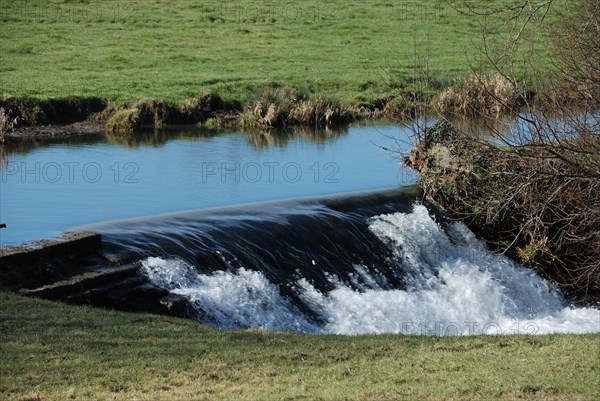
top-left (1, 187), bottom-right (598, 335)
top-left (77, 187), bottom-right (600, 335)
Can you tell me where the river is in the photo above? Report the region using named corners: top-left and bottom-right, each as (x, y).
top-left (1, 124), bottom-right (598, 335)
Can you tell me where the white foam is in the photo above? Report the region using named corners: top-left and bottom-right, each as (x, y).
top-left (142, 257), bottom-right (319, 332)
top-left (140, 205), bottom-right (600, 335)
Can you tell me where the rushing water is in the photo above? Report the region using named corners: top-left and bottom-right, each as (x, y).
top-left (90, 190), bottom-right (600, 336)
top-left (2, 124), bottom-right (599, 336)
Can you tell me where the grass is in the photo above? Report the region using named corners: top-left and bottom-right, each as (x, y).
top-left (0, 0), bottom-right (555, 106)
top-left (1, 291), bottom-right (599, 401)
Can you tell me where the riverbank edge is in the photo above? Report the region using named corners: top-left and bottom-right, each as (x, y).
top-left (0, 90), bottom-right (419, 144)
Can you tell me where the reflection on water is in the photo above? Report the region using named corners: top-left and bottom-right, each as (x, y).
top-left (1, 134), bottom-right (105, 158)
top-left (448, 111), bottom-right (599, 145)
top-left (105, 128), bottom-right (216, 148)
top-left (243, 126), bottom-right (348, 150)
top-left (3, 125), bottom-right (351, 155)
top-left (448, 115), bottom-right (514, 139)
top-left (0, 126), bottom-right (350, 174)
top-left (0, 124), bottom-right (414, 245)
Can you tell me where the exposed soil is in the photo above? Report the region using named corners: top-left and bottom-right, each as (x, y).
top-left (4, 119), bottom-right (106, 144)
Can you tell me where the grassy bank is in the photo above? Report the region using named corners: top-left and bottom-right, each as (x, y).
top-left (0, 291), bottom-right (598, 401)
top-left (0, 0), bottom-right (564, 133)
top-left (0, 0), bottom-right (553, 106)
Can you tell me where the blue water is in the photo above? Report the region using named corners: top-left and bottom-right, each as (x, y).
top-left (0, 125), bottom-right (416, 245)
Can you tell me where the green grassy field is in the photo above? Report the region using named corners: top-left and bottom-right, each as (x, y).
top-left (0, 0), bottom-right (546, 106)
top-left (1, 291), bottom-right (598, 401)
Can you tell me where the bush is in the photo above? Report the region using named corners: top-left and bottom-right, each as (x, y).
top-left (241, 86), bottom-right (303, 129)
top-left (242, 87), bottom-right (352, 129)
top-left (407, 122), bottom-right (600, 304)
top-left (177, 93), bottom-right (229, 124)
top-left (289, 96), bottom-right (352, 126)
top-left (382, 96), bottom-right (417, 121)
top-left (411, 0), bottom-right (600, 304)
top-left (433, 73), bottom-right (518, 117)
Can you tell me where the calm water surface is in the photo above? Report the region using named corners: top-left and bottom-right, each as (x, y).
top-left (0, 125), bottom-right (416, 245)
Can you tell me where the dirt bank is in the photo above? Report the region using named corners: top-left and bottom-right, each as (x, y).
top-left (3, 120), bottom-right (106, 144)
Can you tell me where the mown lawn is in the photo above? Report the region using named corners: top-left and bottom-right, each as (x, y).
top-left (0, 0), bottom-right (552, 105)
top-left (1, 291), bottom-right (598, 401)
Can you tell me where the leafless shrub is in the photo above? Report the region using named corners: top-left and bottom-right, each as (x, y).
top-left (410, 131), bottom-right (600, 303)
top-left (536, 0), bottom-right (600, 110)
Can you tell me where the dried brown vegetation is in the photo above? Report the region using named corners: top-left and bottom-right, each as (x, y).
top-left (409, 125), bottom-right (600, 303)
top-left (0, 107), bottom-right (18, 143)
top-left (432, 74), bottom-right (518, 117)
top-left (241, 87), bottom-right (353, 129)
